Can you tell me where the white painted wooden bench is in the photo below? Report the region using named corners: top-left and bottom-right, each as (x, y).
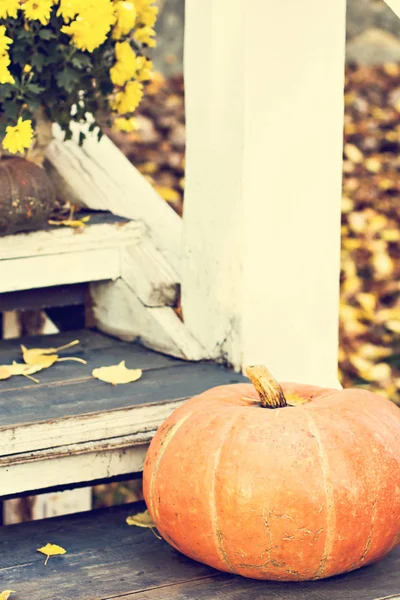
top-left (2, 0), bottom-right (399, 597)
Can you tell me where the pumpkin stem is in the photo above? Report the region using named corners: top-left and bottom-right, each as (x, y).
top-left (245, 365), bottom-right (287, 408)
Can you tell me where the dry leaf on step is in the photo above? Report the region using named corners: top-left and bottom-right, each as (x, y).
top-left (21, 341), bottom-right (86, 368)
top-left (25, 354), bottom-right (59, 368)
top-left (48, 216), bottom-right (90, 228)
top-left (126, 510), bottom-right (161, 539)
top-left (126, 510), bottom-right (155, 528)
top-left (0, 591), bottom-right (16, 600)
top-left (0, 362), bottom-right (43, 382)
top-left (92, 361), bottom-right (142, 385)
top-left (37, 543), bottom-right (66, 566)
top-left (20, 340), bottom-right (79, 364)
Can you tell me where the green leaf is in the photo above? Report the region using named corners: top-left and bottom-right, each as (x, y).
top-left (71, 54), bottom-right (92, 70)
top-left (26, 82), bottom-right (45, 95)
top-left (39, 29), bottom-right (55, 40)
top-left (31, 52), bottom-right (46, 72)
top-left (0, 84), bottom-right (14, 100)
top-left (1, 100), bottom-right (19, 120)
top-left (56, 68), bottom-right (80, 93)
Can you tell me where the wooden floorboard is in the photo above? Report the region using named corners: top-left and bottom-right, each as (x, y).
top-left (1, 501), bottom-right (400, 600)
top-left (0, 329), bottom-right (123, 360)
top-left (0, 329), bottom-right (243, 429)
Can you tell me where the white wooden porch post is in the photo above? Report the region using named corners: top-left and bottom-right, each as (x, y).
top-left (182, 0), bottom-right (346, 387)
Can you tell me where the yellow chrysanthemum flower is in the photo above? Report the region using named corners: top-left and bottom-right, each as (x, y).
top-left (110, 41), bottom-right (137, 86)
top-left (111, 80), bottom-right (143, 114)
top-left (23, 0), bottom-right (54, 25)
top-left (0, 25), bottom-right (13, 55)
top-left (2, 117), bottom-right (34, 154)
top-left (0, 0), bottom-right (20, 19)
top-left (134, 55), bottom-right (152, 82)
top-left (135, 0), bottom-right (158, 28)
top-left (0, 53), bottom-right (14, 84)
top-left (113, 1), bottom-right (136, 40)
top-left (57, 0), bottom-right (80, 21)
top-left (133, 26), bottom-right (156, 48)
top-left (23, 64), bottom-right (32, 74)
top-left (61, 0), bottom-right (115, 52)
top-left (114, 116), bottom-right (139, 132)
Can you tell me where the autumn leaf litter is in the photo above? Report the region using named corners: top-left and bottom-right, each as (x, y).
top-left (0, 339), bottom-right (143, 385)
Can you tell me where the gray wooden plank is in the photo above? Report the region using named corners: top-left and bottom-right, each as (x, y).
top-left (0, 329), bottom-right (123, 361)
top-left (0, 361), bottom-right (244, 428)
top-left (118, 570), bottom-right (400, 600)
top-left (0, 501), bottom-right (215, 600)
top-left (0, 339), bottom-right (182, 392)
top-left (1, 501), bottom-right (400, 600)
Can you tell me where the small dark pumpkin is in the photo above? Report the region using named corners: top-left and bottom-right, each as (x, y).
top-left (0, 157), bottom-right (55, 236)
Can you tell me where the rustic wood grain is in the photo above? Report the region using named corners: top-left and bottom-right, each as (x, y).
top-left (1, 501), bottom-right (400, 600)
top-left (0, 358), bottom-right (243, 428)
top-left (0, 337), bottom-right (181, 395)
top-left (0, 329), bottom-right (246, 494)
top-left (0, 328), bottom-right (121, 360)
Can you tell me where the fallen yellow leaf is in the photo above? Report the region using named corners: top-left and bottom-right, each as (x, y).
top-left (285, 394), bottom-right (312, 407)
top-left (21, 341), bottom-right (87, 369)
top-left (48, 216), bottom-right (90, 228)
top-left (386, 320), bottom-right (400, 334)
top-left (364, 157), bottom-right (381, 173)
top-left (26, 354), bottom-right (59, 368)
top-left (20, 340), bottom-right (79, 364)
top-left (0, 591), bottom-right (15, 600)
top-left (92, 361), bottom-right (142, 385)
top-left (126, 510), bottom-right (155, 528)
top-left (126, 510), bottom-right (161, 539)
top-left (344, 143), bottom-right (363, 164)
top-left (0, 362), bottom-right (43, 383)
top-left (154, 185), bottom-right (180, 203)
top-left (37, 543), bottom-right (66, 566)
top-left (357, 292), bottom-right (376, 318)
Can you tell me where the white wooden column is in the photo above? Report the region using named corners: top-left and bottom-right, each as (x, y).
top-left (384, 0), bottom-right (400, 19)
top-left (182, 0), bottom-right (346, 387)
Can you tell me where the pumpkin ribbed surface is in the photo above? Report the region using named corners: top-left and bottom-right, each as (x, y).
top-left (143, 382), bottom-right (400, 581)
top-left (0, 157), bottom-right (55, 235)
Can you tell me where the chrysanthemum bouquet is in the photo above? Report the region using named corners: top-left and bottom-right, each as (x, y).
top-left (0, 0), bottom-right (157, 155)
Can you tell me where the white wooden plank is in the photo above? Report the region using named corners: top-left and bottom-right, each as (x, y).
top-left (91, 279), bottom-right (206, 360)
top-left (384, 0), bottom-right (400, 19)
top-left (0, 220), bottom-right (179, 308)
top-left (0, 400), bottom-right (184, 457)
top-left (182, 0), bottom-right (345, 387)
top-left (121, 238), bottom-right (179, 307)
top-left (46, 124), bottom-right (182, 273)
top-left (0, 221), bottom-right (143, 260)
top-left (0, 248), bottom-right (121, 292)
top-left (0, 433), bottom-right (151, 497)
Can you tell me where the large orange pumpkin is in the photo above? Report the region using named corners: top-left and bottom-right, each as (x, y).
top-left (143, 365), bottom-right (400, 581)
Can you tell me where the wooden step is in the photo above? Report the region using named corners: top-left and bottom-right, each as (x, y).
top-left (0, 211), bottom-right (143, 294)
top-left (0, 329), bottom-right (245, 497)
top-left (1, 500), bottom-right (400, 600)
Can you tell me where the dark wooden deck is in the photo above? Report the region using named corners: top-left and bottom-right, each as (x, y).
top-left (1, 501), bottom-right (400, 599)
top-left (1, 329), bottom-right (400, 598)
top-left (0, 329), bottom-right (246, 497)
